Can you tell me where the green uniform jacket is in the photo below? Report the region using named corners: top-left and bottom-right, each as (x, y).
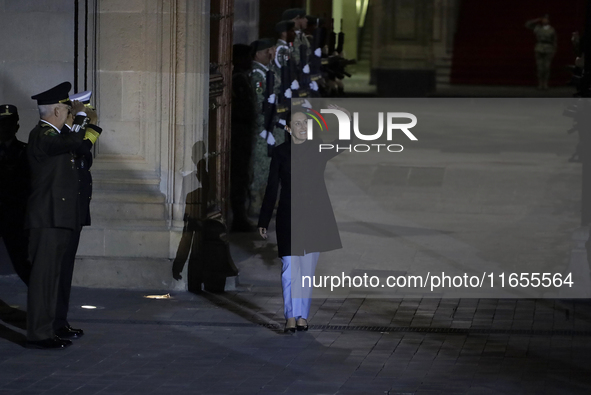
top-left (251, 61), bottom-right (269, 132)
top-left (26, 118), bottom-right (86, 230)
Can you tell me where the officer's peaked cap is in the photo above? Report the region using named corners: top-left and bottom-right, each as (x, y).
top-left (31, 82), bottom-right (72, 106)
top-left (70, 90), bottom-right (92, 104)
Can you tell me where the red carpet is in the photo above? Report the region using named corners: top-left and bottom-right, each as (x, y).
top-left (450, 0), bottom-right (587, 86)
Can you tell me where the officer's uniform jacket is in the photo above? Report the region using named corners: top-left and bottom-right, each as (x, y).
top-left (251, 61), bottom-right (285, 142)
top-left (251, 61), bottom-right (269, 132)
top-left (26, 117), bottom-right (86, 230)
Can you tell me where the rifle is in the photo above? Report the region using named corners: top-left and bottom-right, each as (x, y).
top-left (263, 69), bottom-right (276, 156)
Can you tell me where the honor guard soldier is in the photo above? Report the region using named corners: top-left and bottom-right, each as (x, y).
top-left (25, 82), bottom-right (99, 349)
top-left (0, 104), bottom-right (31, 285)
top-left (283, 8), bottom-right (319, 94)
top-left (249, 38), bottom-right (284, 215)
top-left (54, 90), bottom-right (102, 340)
top-left (274, 20), bottom-right (299, 103)
top-left (282, 9), bottom-right (310, 69)
top-left (526, 15), bottom-right (557, 90)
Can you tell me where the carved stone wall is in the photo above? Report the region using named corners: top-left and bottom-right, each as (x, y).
top-left (74, 0), bottom-right (211, 289)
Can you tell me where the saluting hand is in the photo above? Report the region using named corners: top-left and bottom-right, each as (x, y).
top-left (71, 100), bottom-right (86, 114)
top-left (85, 107), bottom-right (99, 125)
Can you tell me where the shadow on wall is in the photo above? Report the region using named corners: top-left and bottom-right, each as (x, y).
top-left (172, 141), bottom-right (238, 293)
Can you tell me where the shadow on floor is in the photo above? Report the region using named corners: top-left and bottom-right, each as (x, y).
top-left (0, 298), bottom-right (26, 346)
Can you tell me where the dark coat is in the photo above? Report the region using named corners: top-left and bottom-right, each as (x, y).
top-left (0, 137), bottom-right (29, 220)
top-left (258, 139), bottom-right (342, 257)
top-left (26, 120), bottom-right (86, 230)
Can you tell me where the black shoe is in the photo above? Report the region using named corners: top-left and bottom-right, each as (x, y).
top-left (55, 325), bottom-right (84, 339)
top-left (284, 317), bottom-right (296, 333)
top-left (26, 336), bottom-right (72, 350)
top-left (296, 318), bottom-right (308, 331)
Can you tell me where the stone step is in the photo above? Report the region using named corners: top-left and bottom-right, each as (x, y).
top-left (90, 200), bottom-right (167, 221)
top-left (77, 225), bottom-right (178, 259)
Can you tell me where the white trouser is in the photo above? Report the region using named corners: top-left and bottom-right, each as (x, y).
top-left (281, 252), bottom-right (319, 320)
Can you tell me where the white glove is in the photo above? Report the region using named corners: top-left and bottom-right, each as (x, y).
top-left (303, 64), bottom-right (310, 74)
top-left (301, 99), bottom-right (312, 109)
top-left (278, 119), bottom-right (286, 126)
top-left (259, 130), bottom-right (276, 145)
top-left (267, 93), bottom-right (276, 104)
top-left (309, 81), bottom-right (319, 91)
top-left (291, 80), bottom-right (300, 90)
top-left (314, 48), bottom-right (322, 57)
top-left (284, 89), bottom-right (292, 99)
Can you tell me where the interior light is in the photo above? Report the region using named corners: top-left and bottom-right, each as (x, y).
top-left (81, 305), bottom-right (97, 309)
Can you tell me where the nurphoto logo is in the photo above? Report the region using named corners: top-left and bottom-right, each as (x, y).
top-left (306, 108), bottom-right (418, 153)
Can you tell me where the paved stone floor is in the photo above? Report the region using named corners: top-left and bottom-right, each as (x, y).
top-left (2, 274), bottom-right (591, 395)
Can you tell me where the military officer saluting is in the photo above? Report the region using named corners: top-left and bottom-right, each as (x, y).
top-left (25, 82), bottom-right (94, 349)
top-left (526, 14), bottom-right (557, 90)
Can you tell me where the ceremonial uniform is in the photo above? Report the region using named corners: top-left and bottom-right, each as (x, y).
top-left (526, 19), bottom-right (557, 89)
top-left (25, 82), bottom-right (91, 349)
top-left (274, 36), bottom-right (298, 102)
top-left (292, 30), bottom-right (311, 68)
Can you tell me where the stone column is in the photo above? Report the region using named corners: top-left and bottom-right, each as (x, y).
top-left (73, 0), bottom-right (211, 290)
